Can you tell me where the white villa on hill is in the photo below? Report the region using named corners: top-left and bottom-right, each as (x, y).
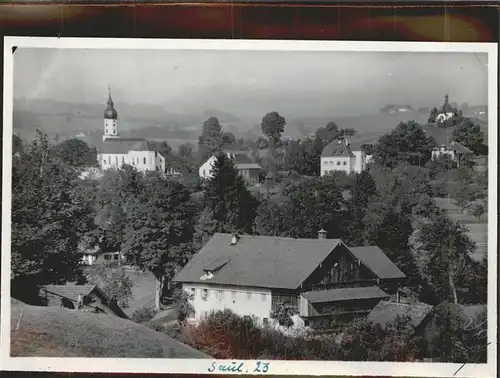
top-left (199, 150), bottom-right (261, 182)
top-left (320, 137), bottom-right (367, 176)
top-left (173, 232), bottom-right (406, 328)
top-left (97, 87), bottom-right (166, 173)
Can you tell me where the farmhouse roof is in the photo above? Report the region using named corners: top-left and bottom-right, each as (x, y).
top-left (449, 141), bottom-right (473, 154)
top-left (349, 246), bottom-right (406, 280)
top-left (321, 140), bottom-right (355, 158)
top-left (367, 300), bottom-right (434, 329)
top-left (173, 233), bottom-right (343, 289)
top-left (301, 286), bottom-right (389, 303)
top-left (235, 163), bottom-right (262, 170)
top-left (99, 138), bottom-right (155, 154)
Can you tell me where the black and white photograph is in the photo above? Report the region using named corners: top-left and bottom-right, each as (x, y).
top-left (1, 38), bottom-right (497, 377)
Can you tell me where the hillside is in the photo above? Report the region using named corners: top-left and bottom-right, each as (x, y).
top-left (10, 300), bottom-right (209, 358)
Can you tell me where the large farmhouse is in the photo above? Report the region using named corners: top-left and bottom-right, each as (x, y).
top-left (321, 137), bottom-right (367, 176)
top-left (97, 87), bottom-right (166, 173)
top-left (431, 139), bottom-right (473, 168)
top-left (199, 150), bottom-right (261, 182)
top-left (173, 232), bottom-right (406, 328)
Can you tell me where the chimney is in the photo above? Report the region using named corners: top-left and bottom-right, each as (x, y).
top-left (318, 229), bottom-right (327, 240)
top-left (230, 233), bottom-right (240, 245)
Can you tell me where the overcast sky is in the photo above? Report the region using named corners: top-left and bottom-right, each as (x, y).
top-left (13, 48), bottom-right (488, 118)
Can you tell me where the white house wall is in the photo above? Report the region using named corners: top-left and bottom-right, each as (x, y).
top-left (183, 283), bottom-right (272, 324)
top-left (352, 151), bottom-right (366, 173)
top-left (99, 151), bottom-right (165, 172)
top-left (321, 156), bottom-right (355, 176)
top-left (199, 156), bottom-right (217, 179)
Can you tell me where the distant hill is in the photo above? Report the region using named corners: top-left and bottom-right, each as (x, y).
top-left (10, 300), bottom-right (209, 358)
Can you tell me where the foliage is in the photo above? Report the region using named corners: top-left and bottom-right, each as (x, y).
top-left (131, 306), bottom-right (158, 324)
top-left (269, 301), bottom-right (298, 328)
top-left (198, 116), bottom-right (224, 162)
top-left (55, 138), bottom-right (98, 167)
top-left (13, 134), bottom-right (24, 155)
top-left (414, 214), bottom-right (480, 304)
top-left (315, 121), bottom-right (339, 145)
top-left (11, 130), bottom-right (93, 301)
top-left (451, 117), bottom-right (486, 155)
top-left (256, 136), bottom-right (269, 149)
top-left (84, 263), bottom-right (134, 308)
top-left (173, 289), bottom-right (195, 323)
top-left (339, 317), bottom-right (421, 361)
top-left (300, 137), bottom-right (324, 176)
top-left (121, 176), bottom-right (195, 309)
top-left (471, 203), bottom-right (485, 220)
top-left (178, 142), bottom-right (195, 160)
top-left (203, 154), bottom-right (260, 234)
top-left (372, 121), bottom-right (436, 168)
top-left (428, 107), bottom-right (439, 123)
top-left (430, 303), bottom-right (487, 363)
top-left (283, 140), bottom-right (303, 172)
top-left (261, 111), bottom-right (286, 146)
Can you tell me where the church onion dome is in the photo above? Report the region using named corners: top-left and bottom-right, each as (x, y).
top-left (104, 87), bottom-right (118, 119)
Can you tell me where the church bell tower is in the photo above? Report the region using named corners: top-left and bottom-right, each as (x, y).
top-left (103, 86), bottom-right (119, 142)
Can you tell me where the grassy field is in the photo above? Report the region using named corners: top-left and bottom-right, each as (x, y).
top-left (10, 300), bottom-right (209, 358)
top-left (122, 268), bottom-right (157, 316)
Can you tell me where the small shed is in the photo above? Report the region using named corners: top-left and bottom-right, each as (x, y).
top-left (41, 284), bottom-right (128, 319)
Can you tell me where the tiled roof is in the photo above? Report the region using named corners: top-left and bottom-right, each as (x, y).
top-left (301, 286), bottom-right (389, 303)
top-left (321, 140), bottom-right (355, 158)
top-left (367, 300), bottom-right (434, 329)
top-left (174, 233), bottom-right (342, 289)
top-left (349, 246), bottom-right (406, 280)
top-left (99, 138), bottom-right (154, 154)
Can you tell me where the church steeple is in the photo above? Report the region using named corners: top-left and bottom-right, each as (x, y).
top-left (103, 86), bottom-right (119, 141)
top-left (444, 93), bottom-right (449, 104)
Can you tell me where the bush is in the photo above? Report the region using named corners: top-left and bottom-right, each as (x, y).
top-left (269, 301), bottom-right (298, 328)
top-left (131, 306), bottom-right (157, 324)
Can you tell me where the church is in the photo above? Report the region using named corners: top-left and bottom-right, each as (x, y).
top-left (97, 88), bottom-right (166, 173)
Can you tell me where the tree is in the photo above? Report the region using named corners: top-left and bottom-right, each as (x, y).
top-left (269, 301), bottom-right (298, 328)
top-left (11, 131), bottom-right (94, 302)
top-left (122, 177), bottom-right (195, 310)
top-left (372, 121), bottom-right (436, 168)
top-left (155, 141), bottom-right (173, 159)
top-left (173, 289), bottom-right (195, 323)
top-left (315, 121), bottom-right (339, 146)
top-left (204, 154), bottom-right (260, 234)
top-left (178, 143), bottom-right (195, 160)
top-left (340, 128), bottom-right (357, 137)
top-left (451, 118), bottom-right (485, 155)
top-left (428, 107), bottom-right (439, 123)
top-left (301, 137), bottom-right (324, 176)
top-left (85, 262), bottom-right (134, 308)
top-left (222, 132), bottom-right (237, 148)
top-left (13, 135), bottom-right (23, 155)
top-left (55, 138), bottom-right (97, 167)
top-left (472, 203), bottom-right (485, 221)
top-left (198, 117), bottom-right (224, 162)
top-left (256, 136), bottom-right (269, 150)
top-left (415, 214), bottom-right (477, 304)
top-left (284, 139), bottom-right (304, 172)
top-left (261, 112), bottom-right (286, 146)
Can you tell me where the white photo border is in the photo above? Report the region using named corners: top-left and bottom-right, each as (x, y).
top-left (1, 37), bottom-right (497, 378)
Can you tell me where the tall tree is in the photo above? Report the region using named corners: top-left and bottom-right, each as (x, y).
top-left (122, 176), bottom-right (194, 310)
top-left (85, 263), bottom-right (134, 308)
top-left (451, 118), bottom-right (486, 155)
top-left (11, 131), bottom-right (93, 301)
top-left (198, 116), bottom-right (224, 162)
top-left (178, 142), bottom-right (195, 160)
top-left (372, 121), bottom-right (436, 168)
top-left (204, 154), bottom-right (260, 234)
top-left (415, 214), bottom-right (478, 304)
top-left (13, 135), bottom-right (23, 156)
top-left (284, 139), bottom-right (304, 173)
top-left (428, 107), bottom-right (439, 123)
top-left (55, 138), bottom-right (97, 167)
top-left (315, 121), bottom-right (339, 146)
top-left (261, 112), bottom-right (286, 146)
top-left (301, 137), bottom-right (324, 176)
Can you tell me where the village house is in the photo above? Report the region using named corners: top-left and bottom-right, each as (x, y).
top-left (431, 139), bottom-right (473, 168)
top-left (40, 284), bottom-right (129, 319)
top-left (320, 137), bottom-right (367, 176)
top-left (199, 150), bottom-right (261, 183)
top-left (97, 87), bottom-right (166, 173)
top-left (80, 245), bottom-right (126, 266)
top-left (173, 232), bottom-right (406, 328)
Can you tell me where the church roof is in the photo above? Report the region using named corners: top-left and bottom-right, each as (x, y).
top-left (99, 138), bottom-right (154, 154)
top-left (104, 87), bottom-right (118, 120)
top-left (440, 94), bottom-right (455, 114)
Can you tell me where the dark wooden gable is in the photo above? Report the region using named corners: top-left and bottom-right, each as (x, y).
top-left (301, 243), bottom-right (377, 291)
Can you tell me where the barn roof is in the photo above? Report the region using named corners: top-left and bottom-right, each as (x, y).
top-left (349, 246), bottom-right (406, 279)
top-left (367, 300), bottom-right (434, 329)
top-left (43, 285), bottom-right (97, 300)
top-left (301, 286), bottom-right (389, 303)
top-left (173, 233), bottom-right (342, 290)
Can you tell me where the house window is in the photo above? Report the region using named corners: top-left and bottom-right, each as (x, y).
top-left (216, 290), bottom-right (223, 300)
top-left (143, 157), bottom-right (147, 165)
top-left (103, 159), bottom-right (106, 165)
top-left (336, 161), bottom-right (340, 165)
top-left (104, 254), bottom-right (111, 260)
top-left (343, 161), bottom-right (347, 165)
top-left (156, 166), bottom-right (159, 171)
top-left (323, 171), bottom-right (327, 176)
top-left (247, 292), bottom-right (252, 300)
top-left (155, 151), bottom-right (158, 158)
top-left (261, 293), bottom-right (266, 301)
top-left (203, 170), bottom-right (206, 177)
top-left (115, 156), bottom-right (118, 165)
top-left (201, 289), bottom-right (208, 301)
top-left (190, 287), bottom-right (196, 295)
top-left (122, 156), bottom-right (125, 164)
top-left (113, 254), bottom-right (118, 260)
top-left (263, 318), bottom-right (269, 326)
